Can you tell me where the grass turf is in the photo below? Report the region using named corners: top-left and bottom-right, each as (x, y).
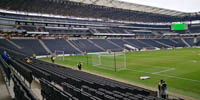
top-left (40, 48), bottom-right (200, 99)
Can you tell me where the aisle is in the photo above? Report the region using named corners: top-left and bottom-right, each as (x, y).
top-left (0, 68), bottom-right (11, 100)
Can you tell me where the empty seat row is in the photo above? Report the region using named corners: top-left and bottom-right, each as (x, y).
top-left (82, 85), bottom-right (158, 100)
top-left (10, 59), bottom-right (33, 84)
top-left (62, 82), bottom-right (102, 100)
top-left (12, 74), bottom-right (38, 100)
top-left (40, 78), bottom-right (79, 100)
top-left (15, 59), bottom-right (51, 82)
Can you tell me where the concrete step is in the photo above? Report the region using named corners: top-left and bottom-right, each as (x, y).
top-left (39, 39), bottom-right (52, 54)
top-left (66, 40), bottom-right (83, 53)
top-left (87, 39), bottom-right (106, 51)
top-left (181, 38), bottom-right (191, 47)
top-left (6, 39), bottom-right (22, 49)
top-left (0, 68), bottom-right (12, 100)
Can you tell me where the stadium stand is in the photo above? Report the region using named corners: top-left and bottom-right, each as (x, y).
top-left (0, 56), bottom-right (11, 83)
top-left (12, 74), bottom-right (38, 100)
top-left (69, 39), bottom-right (103, 52)
top-left (10, 59), bottom-right (33, 85)
top-left (155, 39), bottom-right (176, 47)
top-left (0, 39), bottom-right (19, 51)
top-left (138, 39), bottom-right (166, 48)
top-left (109, 39), bottom-right (131, 48)
top-left (124, 39), bottom-right (152, 49)
top-left (0, 0), bottom-right (186, 22)
top-left (172, 39), bottom-right (187, 47)
top-left (183, 38), bottom-right (195, 46)
top-left (0, 38), bottom-right (196, 56)
top-left (91, 39), bottom-right (121, 50)
top-left (42, 39), bottom-right (80, 54)
top-left (10, 39), bottom-right (47, 56)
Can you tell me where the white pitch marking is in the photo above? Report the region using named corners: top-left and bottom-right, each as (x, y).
top-left (126, 68), bottom-right (200, 83)
top-left (152, 68), bottom-right (176, 74)
top-left (155, 73), bottom-right (200, 83)
top-left (191, 60), bottom-right (197, 63)
top-left (128, 62), bottom-right (171, 70)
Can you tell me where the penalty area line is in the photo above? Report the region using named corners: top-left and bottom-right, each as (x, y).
top-left (152, 68), bottom-right (176, 74)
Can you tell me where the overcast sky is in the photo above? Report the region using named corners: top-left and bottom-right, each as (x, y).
top-left (118, 0), bottom-right (200, 12)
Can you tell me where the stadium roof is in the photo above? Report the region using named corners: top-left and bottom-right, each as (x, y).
top-left (68, 0), bottom-right (198, 17)
top-left (119, 0), bottom-right (200, 13)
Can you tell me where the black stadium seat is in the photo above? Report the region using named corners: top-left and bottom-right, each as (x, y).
top-left (10, 59), bottom-right (33, 84)
top-left (12, 74), bottom-right (38, 100)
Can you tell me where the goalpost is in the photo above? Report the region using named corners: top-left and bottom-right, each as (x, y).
top-left (55, 50), bottom-right (65, 60)
top-left (92, 51), bottom-right (126, 72)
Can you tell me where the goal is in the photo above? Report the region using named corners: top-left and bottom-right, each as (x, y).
top-left (55, 50), bottom-right (65, 60)
top-left (92, 52), bottom-right (126, 72)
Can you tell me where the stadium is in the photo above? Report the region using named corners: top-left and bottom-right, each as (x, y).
top-left (0, 0), bottom-right (200, 100)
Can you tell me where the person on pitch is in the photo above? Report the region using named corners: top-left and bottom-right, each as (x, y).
top-left (158, 80), bottom-right (168, 99)
top-left (51, 56), bottom-right (56, 63)
top-left (77, 62), bottom-right (82, 70)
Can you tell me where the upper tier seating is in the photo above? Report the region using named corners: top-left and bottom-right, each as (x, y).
top-left (0, 0), bottom-right (184, 22)
top-left (22, 26), bottom-right (36, 32)
top-left (96, 29), bottom-right (127, 34)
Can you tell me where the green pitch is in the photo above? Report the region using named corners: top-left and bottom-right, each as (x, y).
top-left (40, 48), bottom-right (200, 99)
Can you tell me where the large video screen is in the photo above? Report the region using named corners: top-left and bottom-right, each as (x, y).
top-left (172, 24), bottom-right (188, 31)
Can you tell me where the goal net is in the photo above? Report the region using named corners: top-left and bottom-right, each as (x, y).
top-left (92, 52), bottom-right (126, 71)
top-left (55, 50), bottom-right (64, 60)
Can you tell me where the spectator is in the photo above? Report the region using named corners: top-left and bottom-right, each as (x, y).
top-left (158, 80), bottom-right (163, 98)
top-left (1, 51), bottom-right (7, 60)
top-left (1, 51), bottom-right (10, 65)
top-left (51, 56), bottom-right (56, 63)
top-left (158, 80), bottom-right (168, 99)
top-left (32, 53), bottom-right (36, 59)
top-left (162, 81), bottom-right (168, 99)
top-left (25, 57), bottom-right (32, 63)
top-left (77, 62), bottom-right (82, 70)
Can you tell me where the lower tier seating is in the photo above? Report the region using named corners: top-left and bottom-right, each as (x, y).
top-left (0, 38), bottom-right (195, 56)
